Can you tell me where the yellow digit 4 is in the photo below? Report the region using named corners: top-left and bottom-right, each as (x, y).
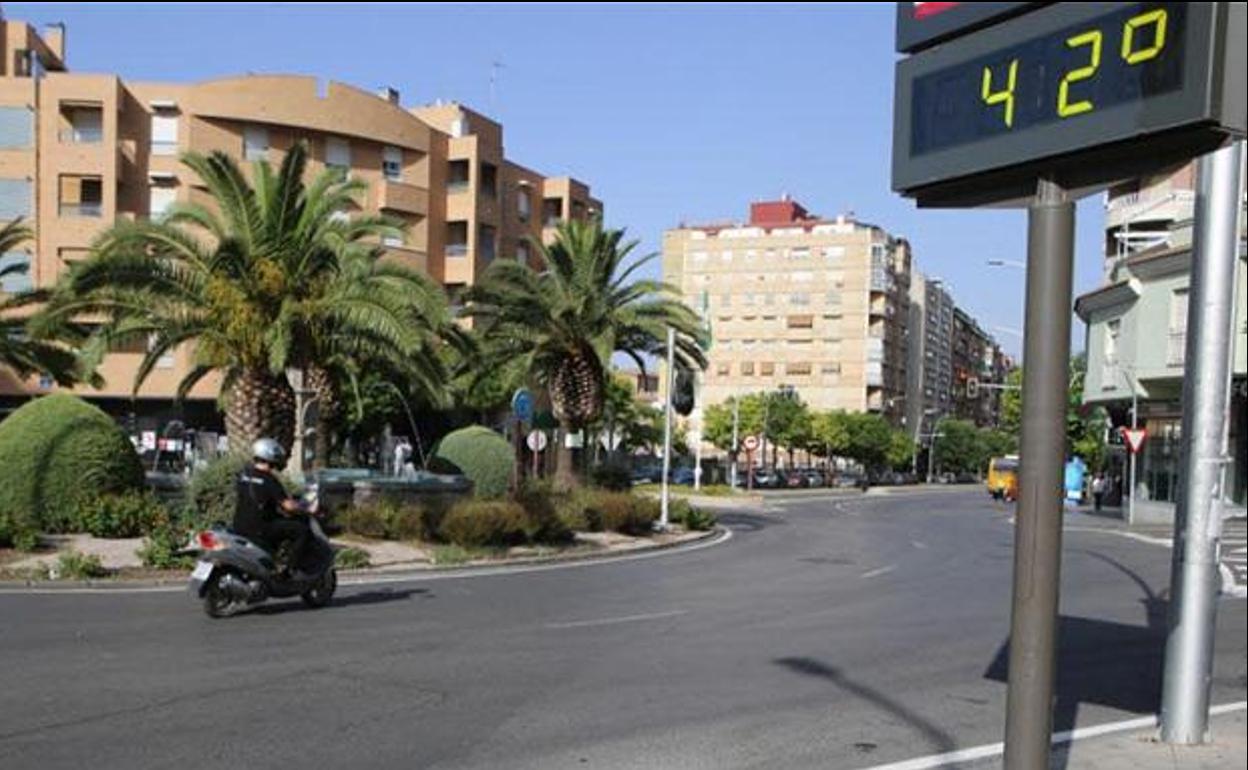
top-left (1122, 8), bottom-right (1168, 64)
top-left (1058, 29), bottom-right (1102, 118)
top-left (981, 59), bottom-right (1019, 128)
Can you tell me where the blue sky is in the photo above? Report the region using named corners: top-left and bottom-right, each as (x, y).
top-left (12, 2), bottom-right (1112, 357)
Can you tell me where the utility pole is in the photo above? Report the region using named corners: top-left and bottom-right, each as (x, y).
top-left (730, 396), bottom-right (740, 489)
top-left (659, 327), bottom-right (676, 531)
top-left (1160, 140), bottom-right (1244, 744)
top-left (1003, 177), bottom-right (1075, 770)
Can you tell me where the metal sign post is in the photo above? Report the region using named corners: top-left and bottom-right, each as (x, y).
top-left (1003, 178), bottom-right (1075, 770)
top-left (1160, 140), bottom-right (1245, 744)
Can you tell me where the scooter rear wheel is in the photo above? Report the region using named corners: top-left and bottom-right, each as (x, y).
top-left (203, 572), bottom-right (239, 618)
top-left (301, 568), bottom-right (337, 608)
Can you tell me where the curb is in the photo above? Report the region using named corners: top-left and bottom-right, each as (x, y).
top-left (0, 526), bottom-right (728, 593)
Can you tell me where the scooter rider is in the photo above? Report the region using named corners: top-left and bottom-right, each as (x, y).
top-left (234, 438), bottom-right (314, 580)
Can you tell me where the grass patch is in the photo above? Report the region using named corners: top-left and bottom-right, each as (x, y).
top-left (430, 544), bottom-right (500, 566)
top-left (633, 483), bottom-right (737, 497)
top-left (335, 546), bottom-right (371, 570)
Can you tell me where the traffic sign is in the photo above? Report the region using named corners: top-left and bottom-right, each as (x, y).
top-left (526, 430), bottom-right (548, 453)
top-left (511, 388), bottom-right (534, 422)
top-left (742, 435), bottom-right (760, 452)
top-left (1121, 427), bottom-right (1147, 455)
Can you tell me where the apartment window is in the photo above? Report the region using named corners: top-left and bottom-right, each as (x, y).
top-left (787, 362), bottom-right (812, 376)
top-left (760, 362), bottom-right (775, 376)
top-left (382, 146), bottom-right (403, 181)
top-left (792, 271), bottom-right (813, 283)
top-left (691, 251), bottom-right (708, 264)
top-left (741, 361), bottom-right (755, 376)
top-left (542, 198), bottom-right (563, 227)
top-left (326, 137), bottom-right (351, 172)
top-left (149, 185), bottom-right (177, 220)
top-left (787, 315), bottom-right (814, 329)
top-left (789, 247), bottom-right (810, 260)
top-left (516, 189), bottom-right (532, 221)
top-left (0, 252), bottom-right (32, 293)
top-left (150, 111), bottom-right (178, 156)
top-left (1168, 289), bottom-right (1188, 366)
top-left (516, 240), bottom-right (532, 263)
top-left (382, 233), bottom-right (404, 248)
top-left (716, 363), bottom-right (731, 377)
top-left (721, 250), bottom-right (734, 263)
top-left (243, 125), bottom-right (269, 161)
top-left (59, 175), bottom-right (103, 217)
top-left (58, 247), bottom-right (90, 268)
top-left (0, 178), bottom-right (32, 219)
top-left (823, 245), bottom-right (844, 260)
top-left (721, 293), bottom-right (732, 308)
top-left (446, 221), bottom-right (469, 257)
top-left (742, 339), bottom-right (757, 349)
top-left (789, 293), bottom-right (810, 306)
top-left (1102, 319), bottom-right (1120, 386)
top-left (743, 292), bottom-right (756, 306)
top-left (821, 362), bottom-right (842, 375)
top-left (0, 106), bottom-right (33, 149)
top-left (745, 249), bottom-right (756, 260)
top-left (479, 162), bottom-right (498, 198)
top-left (59, 103), bottom-right (103, 144)
top-left (479, 224), bottom-right (497, 262)
top-left (763, 293), bottom-right (774, 306)
top-left (825, 290), bottom-right (842, 306)
top-left (448, 160), bottom-right (471, 192)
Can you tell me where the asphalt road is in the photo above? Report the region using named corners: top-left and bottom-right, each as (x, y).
top-left (2, 490), bottom-right (1244, 770)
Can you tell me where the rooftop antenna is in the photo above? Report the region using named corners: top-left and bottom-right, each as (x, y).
top-left (489, 59), bottom-right (505, 115)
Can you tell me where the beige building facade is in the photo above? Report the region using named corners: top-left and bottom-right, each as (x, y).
top-left (0, 17), bottom-right (600, 425)
top-left (662, 198), bottom-right (911, 422)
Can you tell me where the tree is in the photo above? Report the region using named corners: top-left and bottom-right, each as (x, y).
top-left (998, 356), bottom-right (1107, 470)
top-left (980, 427), bottom-right (1017, 460)
top-left (999, 367), bottom-right (1023, 438)
top-left (37, 143), bottom-right (438, 455)
top-left (810, 410), bottom-right (852, 464)
top-left (886, 430), bottom-right (915, 471)
top-left (766, 391), bottom-right (810, 466)
top-left (844, 413), bottom-right (893, 470)
top-left (933, 419), bottom-right (985, 475)
top-left (703, 393), bottom-right (768, 453)
top-left (0, 220), bottom-right (84, 387)
top-left (466, 219), bottom-right (707, 489)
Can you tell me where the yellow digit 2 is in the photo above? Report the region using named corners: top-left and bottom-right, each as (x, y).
top-left (1058, 29), bottom-right (1102, 118)
top-left (981, 59), bottom-right (1019, 128)
top-left (1122, 9), bottom-right (1167, 64)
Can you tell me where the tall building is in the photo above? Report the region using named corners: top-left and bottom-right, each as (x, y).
top-left (661, 198), bottom-right (911, 422)
top-left (1077, 165), bottom-right (1246, 522)
top-left (951, 307), bottom-right (998, 427)
top-left (0, 17), bottom-right (600, 429)
top-left (905, 274), bottom-right (955, 433)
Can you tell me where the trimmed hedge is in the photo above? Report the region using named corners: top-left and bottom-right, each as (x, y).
top-left (439, 500), bottom-right (531, 548)
top-left (340, 500), bottom-right (428, 541)
top-left (184, 453), bottom-right (250, 530)
top-left (0, 394), bottom-right (144, 534)
top-left (73, 491), bottom-right (167, 538)
top-left (433, 426), bottom-right (513, 500)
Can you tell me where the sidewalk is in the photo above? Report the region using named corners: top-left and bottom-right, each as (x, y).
top-left (1044, 707), bottom-right (1246, 770)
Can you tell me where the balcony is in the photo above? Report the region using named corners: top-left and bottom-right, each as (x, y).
top-left (376, 180), bottom-right (428, 215)
top-left (1167, 331), bottom-right (1186, 367)
top-left (445, 244), bottom-right (469, 258)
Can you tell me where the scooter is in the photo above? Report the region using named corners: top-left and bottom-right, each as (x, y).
top-left (187, 485), bottom-right (338, 618)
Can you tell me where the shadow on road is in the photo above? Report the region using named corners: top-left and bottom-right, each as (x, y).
top-left (251, 587), bottom-right (430, 616)
top-left (716, 512), bottom-right (780, 533)
top-left (774, 656), bottom-right (957, 757)
top-left (985, 550), bottom-right (1167, 769)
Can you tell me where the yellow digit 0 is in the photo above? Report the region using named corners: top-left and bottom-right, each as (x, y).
top-left (1058, 29), bottom-right (1102, 118)
top-left (981, 59), bottom-right (1019, 128)
top-left (1122, 9), bottom-right (1168, 64)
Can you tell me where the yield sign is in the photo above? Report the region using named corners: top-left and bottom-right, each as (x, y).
top-left (1121, 427), bottom-right (1148, 455)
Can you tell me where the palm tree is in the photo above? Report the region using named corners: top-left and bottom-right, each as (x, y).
top-left (0, 219), bottom-right (83, 387)
top-left (467, 218), bottom-right (707, 489)
top-left (37, 142), bottom-right (442, 454)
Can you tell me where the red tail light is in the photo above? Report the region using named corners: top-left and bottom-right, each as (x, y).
top-left (197, 531), bottom-right (222, 550)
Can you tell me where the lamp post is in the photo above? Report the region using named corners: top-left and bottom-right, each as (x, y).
top-left (1117, 363), bottom-right (1141, 525)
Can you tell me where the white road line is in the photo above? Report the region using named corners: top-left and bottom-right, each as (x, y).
top-left (1064, 526), bottom-right (1173, 548)
top-left (855, 701), bottom-right (1248, 770)
top-left (545, 609), bottom-right (688, 629)
top-left (910, 541), bottom-right (928, 550)
top-left (1220, 564), bottom-right (1247, 599)
top-left (861, 565), bottom-right (897, 579)
top-left (0, 528), bottom-right (734, 596)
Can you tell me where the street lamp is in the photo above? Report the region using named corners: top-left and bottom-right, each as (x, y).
top-left (1116, 363), bottom-right (1142, 525)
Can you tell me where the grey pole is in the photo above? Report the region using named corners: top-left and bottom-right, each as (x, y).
top-left (730, 396), bottom-right (740, 490)
top-left (1160, 140), bottom-right (1244, 744)
top-left (659, 327), bottom-right (676, 530)
top-left (1003, 177), bottom-right (1075, 770)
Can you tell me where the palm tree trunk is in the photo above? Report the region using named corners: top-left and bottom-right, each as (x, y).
top-left (555, 418), bottom-right (576, 491)
top-left (306, 364), bottom-right (336, 470)
top-left (225, 367), bottom-right (296, 455)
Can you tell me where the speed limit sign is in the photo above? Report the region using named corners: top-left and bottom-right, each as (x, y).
top-left (742, 435), bottom-right (760, 452)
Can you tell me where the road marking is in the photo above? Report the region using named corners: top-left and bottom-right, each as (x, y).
top-left (861, 565), bottom-right (897, 579)
top-left (910, 541), bottom-right (928, 550)
top-left (545, 609), bottom-right (688, 630)
top-left (0, 529), bottom-right (733, 596)
top-left (854, 701), bottom-right (1248, 770)
top-left (1063, 526), bottom-right (1173, 548)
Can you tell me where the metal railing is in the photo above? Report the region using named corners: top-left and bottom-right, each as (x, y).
top-left (59, 128), bottom-right (103, 144)
top-left (445, 244), bottom-right (469, 258)
top-left (1167, 331), bottom-right (1186, 367)
top-left (59, 202), bottom-right (103, 217)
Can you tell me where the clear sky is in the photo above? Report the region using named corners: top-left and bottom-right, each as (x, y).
top-left (10, 1), bottom-right (1113, 358)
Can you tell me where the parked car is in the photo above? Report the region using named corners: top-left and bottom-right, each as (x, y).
top-left (750, 469), bottom-right (782, 489)
top-left (802, 469), bottom-right (827, 488)
top-left (631, 465), bottom-right (663, 485)
top-left (833, 473), bottom-right (864, 488)
top-left (778, 469), bottom-right (805, 488)
top-left (669, 466), bottom-right (696, 486)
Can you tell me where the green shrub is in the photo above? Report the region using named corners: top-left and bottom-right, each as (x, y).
top-left (73, 491), bottom-right (167, 538)
top-left (137, 510), bottom-right (193, 570)
top-left (340, 500), bottom-right (427, 540)
top-left (589, 462), bottom-right (632, 491)
top-left (1, 509), bottom-right (37, 551)
top-left (0, 394), bottom-right (144, 534)
top-left (553, 487), bottom-right (592, 532)
top-left (670, 499), bottom-right (716, 531)
top-left (514, 481), bottom-right (573, 544)
top-left (439, 500), bottom-right (531, 548)
top-left (583, 491), bottom-right (658, 535)
top-left (335, 546), bottom-right (371, 569)
top-left (53, 550), bottom-right (108, 580)
top-left (433, 426), bottom-right (513, 500)
top-left (184, 454), bottom-right (249, 530)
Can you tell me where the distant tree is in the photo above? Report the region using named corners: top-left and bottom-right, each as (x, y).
top-left (933, 418), bottom-right (985, 475)
top-left (886, 430), bottom-right (915, 472)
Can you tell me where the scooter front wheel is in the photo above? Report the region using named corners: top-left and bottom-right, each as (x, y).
top-left (301, 568), bottom-right (337, 609)
top-left (203, 572), bottom-right (240, 619)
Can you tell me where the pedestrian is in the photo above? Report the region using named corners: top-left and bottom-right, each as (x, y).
top-left (1091, 472), bottom-right (1106, 512)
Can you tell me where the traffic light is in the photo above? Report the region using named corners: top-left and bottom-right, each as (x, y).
top-left (967, 378), bottom-right (980, 399)
top-left (673, 366), bottom-right (696, 416)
